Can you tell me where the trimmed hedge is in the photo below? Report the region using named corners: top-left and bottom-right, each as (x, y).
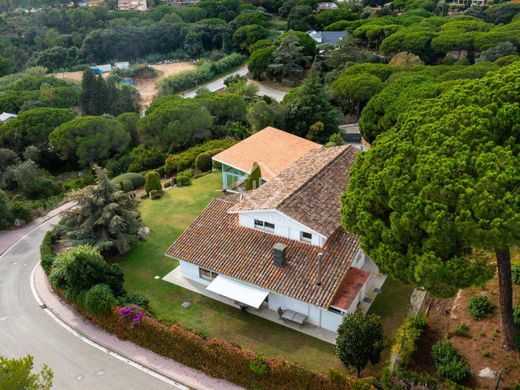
top-left (390, 314), bottom-right (427, 370)
top-left (82, 309), bottom-right (363, 390)
top-left (195, 152), bottom-right (212, 172)
top-left (40, 229), bottom-right (58, 274)
top-left (144, 171), bottom-right (162, 195)
top-left (111, 172), bottom-right (145, 192)
top-left (164, 138), bottom-right (237, 175)
top-left (158, 53), bottom-right (245, 95)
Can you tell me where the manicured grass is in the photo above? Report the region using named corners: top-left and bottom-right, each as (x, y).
top-left (119, 172), bottom-right (413, 375)
top-left (119, 173), bottom-right (342, 372)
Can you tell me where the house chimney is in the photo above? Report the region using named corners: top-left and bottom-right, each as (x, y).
top-left (316, 253), bottom-right (323, 286)
top-left (272, 243), bottom-right (288, 267)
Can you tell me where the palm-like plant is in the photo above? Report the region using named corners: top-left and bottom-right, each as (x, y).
top-left (58, 165), bottom-right (142, 255)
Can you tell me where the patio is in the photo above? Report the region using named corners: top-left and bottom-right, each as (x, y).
top-left (359, 258), bottom-right (387, 313)
top-left (163, 267), bottom-right (338, 344)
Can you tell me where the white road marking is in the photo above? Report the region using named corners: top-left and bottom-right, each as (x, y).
top-left (30, 262), bottom-right (189, 390)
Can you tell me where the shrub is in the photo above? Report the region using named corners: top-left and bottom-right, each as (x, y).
top-left (40, 230), bottom-right (57, 275)
top-left (249, 357), bottom-right (268, 375)
top-left (79, 309), bottom-right (363, 390)
top-left (63, 173), bottom-right (95, 192)
top-left (176, 175), bottom-right (191, 187)
top-left (49, 245), bottom-right (125, 297)
top-left (82, 284), bottom-right (115, 316)
top-left (164, 138), bottom-right (237, 174)
top-left (195, 152), bottom-right (212, 172)
top-left (119, 180), bottom-right (134, 193)
top-left (144, 171), bottom-right (162, 196)
top-left (431, 341), bottom-right (471, 383)
top-left (178, 168), bottom-right (193, 178)
top-left (158, 54), bottom-right (245, 95)
top-left (10, 200), bottom-right (33, 222)
top-left (111, 172), bottom-right (145, 191)
top-left (117, 294), bottom-right (150, 310)
top-left (391, 314), bottom-right (427, 370)
top-left (149, 189), bottom-right (162, 200)
top-left (448, 324), bottom-right (471, 338)
top-left (468, 295), bottom-right (493, 320)
top-left (512, 264), bottom-right (520, 285)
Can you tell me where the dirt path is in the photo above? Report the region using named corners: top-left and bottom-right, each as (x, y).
top-left (136, 62), bottom-right (196, 111)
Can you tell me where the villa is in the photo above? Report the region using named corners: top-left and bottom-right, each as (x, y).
top-left (165, 134), bottom-right (385, 336)
top-left (212, 126), bottom-right (321, 191)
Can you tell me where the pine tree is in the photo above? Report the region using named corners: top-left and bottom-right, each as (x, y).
top-left (244, 162), bottom-right (262, 191)
top-left (58, 165), bottom-right (142, 255)
top-left (268, 32), bottom-right (310, 85)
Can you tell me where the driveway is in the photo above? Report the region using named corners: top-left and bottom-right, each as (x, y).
top-left (0, 218), bottom-right (175, 389)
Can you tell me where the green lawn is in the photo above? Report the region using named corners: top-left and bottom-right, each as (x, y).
top-left (119, 172), bottom-right (413, 375)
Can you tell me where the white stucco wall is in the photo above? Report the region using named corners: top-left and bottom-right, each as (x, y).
top-left (238, 210), bottom-right (326, 247)
top-left (179, 260), bottom-right (211, 286)
top-left (268, 291), bottom-right (343, 332)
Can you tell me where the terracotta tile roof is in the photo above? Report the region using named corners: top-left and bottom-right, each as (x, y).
top-left (330, 268), bottom-right (371, 311)
top-left (230, 145), bottom-right (359, 237)
top-left (212, 127), bottom-right (321, 181)
top-left (166, 197), bottom-right (360, 308)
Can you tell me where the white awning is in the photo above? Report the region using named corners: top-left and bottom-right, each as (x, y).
top-left (206, 275), bottom-right (269, 309)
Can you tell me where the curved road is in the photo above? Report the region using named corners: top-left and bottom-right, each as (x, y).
top-left (182, 65), bottom-right (287, 102)
top-left (0, 218), bottom-right (174, 389)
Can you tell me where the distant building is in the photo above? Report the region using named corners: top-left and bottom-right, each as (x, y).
top-left (118, 0), bottom-right (147, 11)
top-left (317, 2), bottom-right (338, 10)
top-left (114, 61), bottom-right (130, 70)
top-left (164, 0), bottom-right (199, 5)
top-left (449, 0), bottom-right (489, 6)
top-left (0, 112), bottom-right (17, 123)
top-left (89, 64), bottom-right (112, 75)
top-left (307, 30), bottom-right (348, 45)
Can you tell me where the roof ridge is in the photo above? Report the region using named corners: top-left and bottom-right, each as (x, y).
top-left (277, 145), bottom-right (352, 211)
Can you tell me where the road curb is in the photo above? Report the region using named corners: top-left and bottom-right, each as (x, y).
top-left (31, 262), bottom-right (194, 390)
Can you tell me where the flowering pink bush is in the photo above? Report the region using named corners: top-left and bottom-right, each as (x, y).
top-left (117, 305), bottom-right (146, 326)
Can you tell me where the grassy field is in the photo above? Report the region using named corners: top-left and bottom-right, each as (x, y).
top-left (118, 172), bottom-right (413, 375)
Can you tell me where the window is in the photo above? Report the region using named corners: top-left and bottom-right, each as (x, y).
top-left (253, 219), bottom-right (275, 232)
top-left (328, 306), bottom-right (343, 315)
top-left (300, 231), bottom-right (312, 243)
top-left (199, 267), bottom-right (218, 281)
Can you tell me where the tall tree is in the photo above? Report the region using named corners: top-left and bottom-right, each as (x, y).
top-left (268, 32), bottom-right (310, 85)
top-left (342, 63), bottom-right (520, 349)
top-left (58, 165), bottom-right (142, 255)
top-left (283, 69), bottom-right (339, 142)
top-left (336, 311), bottom-right (384, 377)
top-left (0, 355), bottom-right (53, 390)
top-left (80, 70), bottom-right (109, 115)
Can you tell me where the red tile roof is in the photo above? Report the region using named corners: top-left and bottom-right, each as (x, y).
top-left (166, 197), bottom-right (360, 308)
top-left (212, 127), bottom-right (321, 181)
top-left (230, 145), bottom-right (359, 237)
top-left (330, 268), bottom-right (371, 311)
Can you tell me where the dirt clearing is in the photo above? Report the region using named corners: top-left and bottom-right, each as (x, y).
top-left (52, 62), bottom-right (197, 111)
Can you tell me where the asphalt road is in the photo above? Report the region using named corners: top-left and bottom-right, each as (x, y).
top-left (0, 218), bottom-right (175, 389)
top-left (181, 65), bottom-right (287, 102)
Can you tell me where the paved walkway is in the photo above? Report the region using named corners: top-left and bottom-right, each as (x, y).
top-left (34, 264), bottom-right (241, 390)
top-left (0, 201), bottom-right (75, 255)
top-left (163, 268), bottom-right (337, 344)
